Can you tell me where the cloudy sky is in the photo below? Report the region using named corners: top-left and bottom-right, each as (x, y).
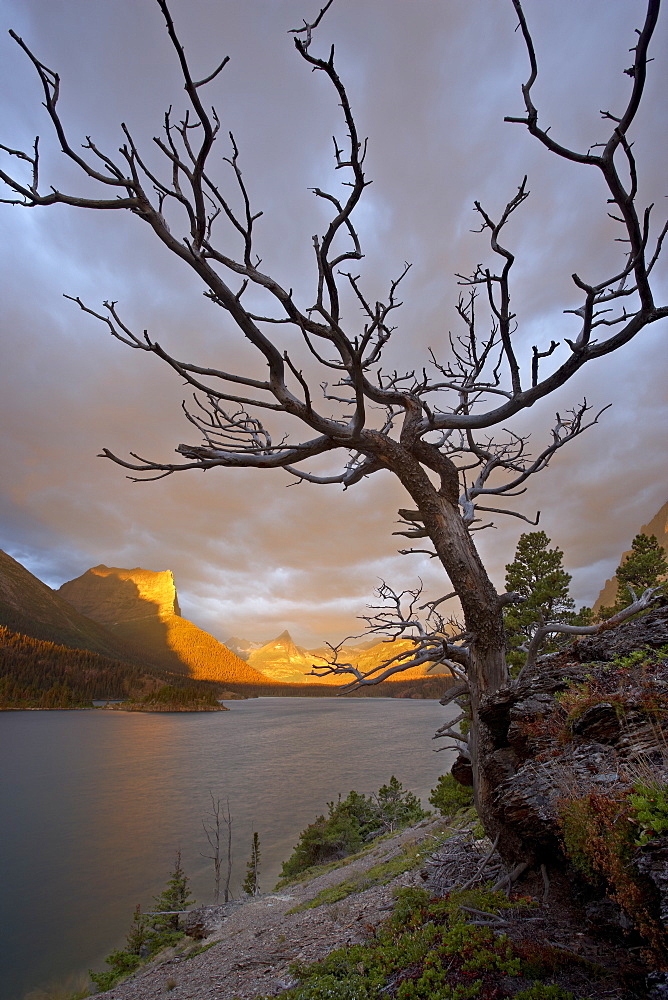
top-left (0, 0), bottom-right (666, 648)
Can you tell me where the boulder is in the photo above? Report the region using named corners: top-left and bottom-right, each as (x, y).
top-left (183, 905), bottom-right (227, 940)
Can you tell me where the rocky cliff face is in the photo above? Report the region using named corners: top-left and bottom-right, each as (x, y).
top-left (60, 565), bottom-right (266, 685)
top-left (59, 564), bottom-right (181, 623)
top-left (468, 606), bottom-right (668, 862)
top-left (443, 606), bottom-right (668, 964)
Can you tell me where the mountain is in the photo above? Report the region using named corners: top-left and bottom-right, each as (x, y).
top-left (0, 550), bottom-right (143, 663)
top-left (245, 630), bottom-right (333, 684)
top-left (0, 551), bottom-right (451, 699)
top-left (245, 630), bottom-right (450, 685)
top-left (593, 500), bottom-right (668, 612)
top-left (57, 564), bottom-right (182, 622)
top-left (58, 565), bottom-right (266, 685)
top-left (225, 636), bottom-right (267, 660)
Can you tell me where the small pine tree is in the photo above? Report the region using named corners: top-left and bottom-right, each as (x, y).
top-left (125, 904), bottom-right (149, 955)
top-left (503, 531), bottom-right (582, 671)
top-left (89, 855), bottom-right (195, 991)
top-left (612, 533), bottom-right (667, 611)
top-left (374, 776), bottom-right (427, 833)
top-left (151, 850), bottom-right (194, 931)
top-left (242, 832), bottom-right (261, 896)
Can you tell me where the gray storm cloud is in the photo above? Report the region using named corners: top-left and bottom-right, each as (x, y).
top-left (0, 0), bottom-right (666, 648)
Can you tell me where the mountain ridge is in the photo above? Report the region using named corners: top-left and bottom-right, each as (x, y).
top-left (0, 550), bottom-right (147, 664)
top-left (242, 630), bottom-right (450, 685)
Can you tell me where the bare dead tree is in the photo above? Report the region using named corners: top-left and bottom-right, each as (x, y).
top-left (1, 0), bottom-right (666, 859)
top-left (201, 792), bottom-right (233, 903)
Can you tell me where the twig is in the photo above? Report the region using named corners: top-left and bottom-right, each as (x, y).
top-left (456, 833), bottom-right (501, 891)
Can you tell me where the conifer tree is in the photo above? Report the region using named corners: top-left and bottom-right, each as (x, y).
top-left (601, 533), bottom-right (668, 617)
top-left (374, 776), bottom-right (427, 834)
top-left (151, 851), bottom-right (194, 932)
top-left (125, 904), bottom-right (149, 956)
top-left (242, 833), bottom-right (261, 897)
top-left (503, 531), bottom-right (586, 671)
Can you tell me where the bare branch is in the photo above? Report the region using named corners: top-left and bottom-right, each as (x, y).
top-left (518, 586), bottom-right (665, 677)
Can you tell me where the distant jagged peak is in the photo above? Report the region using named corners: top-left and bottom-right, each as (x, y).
top-left (271, 629), bottom-right (296, 646)
top-left (252, 629), bottom-right (304, 653)
top-left (59, 564), bottom-right (181, 622)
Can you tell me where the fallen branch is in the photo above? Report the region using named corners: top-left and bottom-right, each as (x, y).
top-left (492, 860), bottom-right (529, 894)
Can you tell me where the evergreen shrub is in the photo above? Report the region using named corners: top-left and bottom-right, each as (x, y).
top-left (280, 777), bottom-right (427, 880)
top-left (428, 773), bottom-right (474, 817)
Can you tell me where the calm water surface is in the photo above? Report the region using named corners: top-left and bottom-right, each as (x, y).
top-left (0, 698), bottom-right (457, 1000)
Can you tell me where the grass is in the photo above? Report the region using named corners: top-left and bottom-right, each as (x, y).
top-left (182, 939), bottom-right (218, 960)
top-left (287, 816), bottom-right (475, 913)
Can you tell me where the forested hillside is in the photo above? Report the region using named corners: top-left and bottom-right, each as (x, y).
top-left (0, 625), bottom-right (228, 709)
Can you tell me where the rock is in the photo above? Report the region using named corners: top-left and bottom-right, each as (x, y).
top-left (507, 692), bottom-right (562, 757)
top-left (585, 897), bottom-right (634, 937)
top-left (451, 753), bottom-right (473, 786)
top-left (483, 747), bottom-right (519, 787)
top-left (513, 656), bottom-right (587, 695)
top-left (647, 971), bottom-right (668, 999)
top-left (493, 741), bottom-right (622, 851)
top-left (509, 692), bottom-right (556, 720)
top-left (571, 702), bottom-right (621, 743)
top-left (571, 605), bottom-right (668, 662)
top-left (635, 837), bottom-right (668, 924)
top-left (183, 904), bottom-right (227, 940)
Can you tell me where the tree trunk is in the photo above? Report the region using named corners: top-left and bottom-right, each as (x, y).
top-left (383, 443), bottom-right (525, 860)
top-left (409, 485), bottom-right (517, 855)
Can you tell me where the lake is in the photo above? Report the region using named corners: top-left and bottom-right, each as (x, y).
top-left (0, 698), bottom-right (458, 1000)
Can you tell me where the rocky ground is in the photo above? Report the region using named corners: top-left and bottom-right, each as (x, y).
top-left (99, 813), bottom-right (664, 1000)
top-left (101, 818), bottom-right (445, 1000)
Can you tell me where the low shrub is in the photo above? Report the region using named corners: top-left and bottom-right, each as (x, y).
top-left (513, 986), bottom-right (577, 1000)
top-left (257, 885), bottom-right (590, 1000)
top-left (280, 777), bottom-right (428, 880)
top-left (629, 782), bottom-right (668, 845)
top-left (428, 772), bottom-right (475, 817)
top-left (558, 790), bottom-right (666, 958)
